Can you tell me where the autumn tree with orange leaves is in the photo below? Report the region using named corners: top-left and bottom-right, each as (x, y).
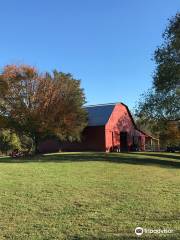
top-left (0, 64), bottom-right (87, 153)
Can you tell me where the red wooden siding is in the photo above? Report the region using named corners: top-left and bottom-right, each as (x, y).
top-left (60, 126), bottom-right (105, 151)
top-left (38, 139), bottom-right (60, 153)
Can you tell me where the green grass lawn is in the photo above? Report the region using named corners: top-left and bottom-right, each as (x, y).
top-left (0, 152), bottom-right (179, 240)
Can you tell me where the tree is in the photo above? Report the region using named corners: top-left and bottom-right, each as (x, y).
top-left (19, 135), bottom-right (33, 153)
top-left (0, 129), bottom-right (21, 154)
top-left (159, 120), bottom-right (180, 147)
top-left (136, 12), bottom-right (180, 146)
top-left (0, 76), bottom-right (8, 96)
top-left (0, 64), bottom-right (87, 153)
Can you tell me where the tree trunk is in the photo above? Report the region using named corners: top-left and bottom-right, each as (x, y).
top-left (33, 135), bottom-right (39, 154)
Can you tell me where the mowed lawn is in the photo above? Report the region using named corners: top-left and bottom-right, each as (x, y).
top-left (0, 152), bottom-right (179, 240)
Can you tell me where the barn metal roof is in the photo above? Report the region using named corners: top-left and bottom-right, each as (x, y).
top-left (85, 103), bottom-right (116, 126)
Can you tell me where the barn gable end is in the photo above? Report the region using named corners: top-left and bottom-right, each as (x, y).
top-left (105, 103), bottom-right (145, 151)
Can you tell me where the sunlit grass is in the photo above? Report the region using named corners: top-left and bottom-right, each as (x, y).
top-left (0, 152), bottom-right (179, 239)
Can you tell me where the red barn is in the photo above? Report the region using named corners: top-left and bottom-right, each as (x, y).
top-left (39, 102), bottom-right (153, 153)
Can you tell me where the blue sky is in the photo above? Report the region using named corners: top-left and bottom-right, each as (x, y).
top-left (0, 0), bottom-right (180, 110)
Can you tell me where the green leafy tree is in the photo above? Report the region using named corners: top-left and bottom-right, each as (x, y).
top-left (19, 135), bottom-right (33, 153)
top-left (0, 130), bottom-right (21, 154)
top-left (0, 65), bottom-right (87, 153)
top-left (136, 13), bottom-right (180, 146)
top-left (0, 130), bottom-right (11, 154)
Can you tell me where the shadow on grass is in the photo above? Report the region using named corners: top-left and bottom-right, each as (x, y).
top-left (131, 152), bottom-right (180, 161)
top-left (68, 234), bottom-right (179, 240)
top-left (0, 152), bottom-right (179, 169)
